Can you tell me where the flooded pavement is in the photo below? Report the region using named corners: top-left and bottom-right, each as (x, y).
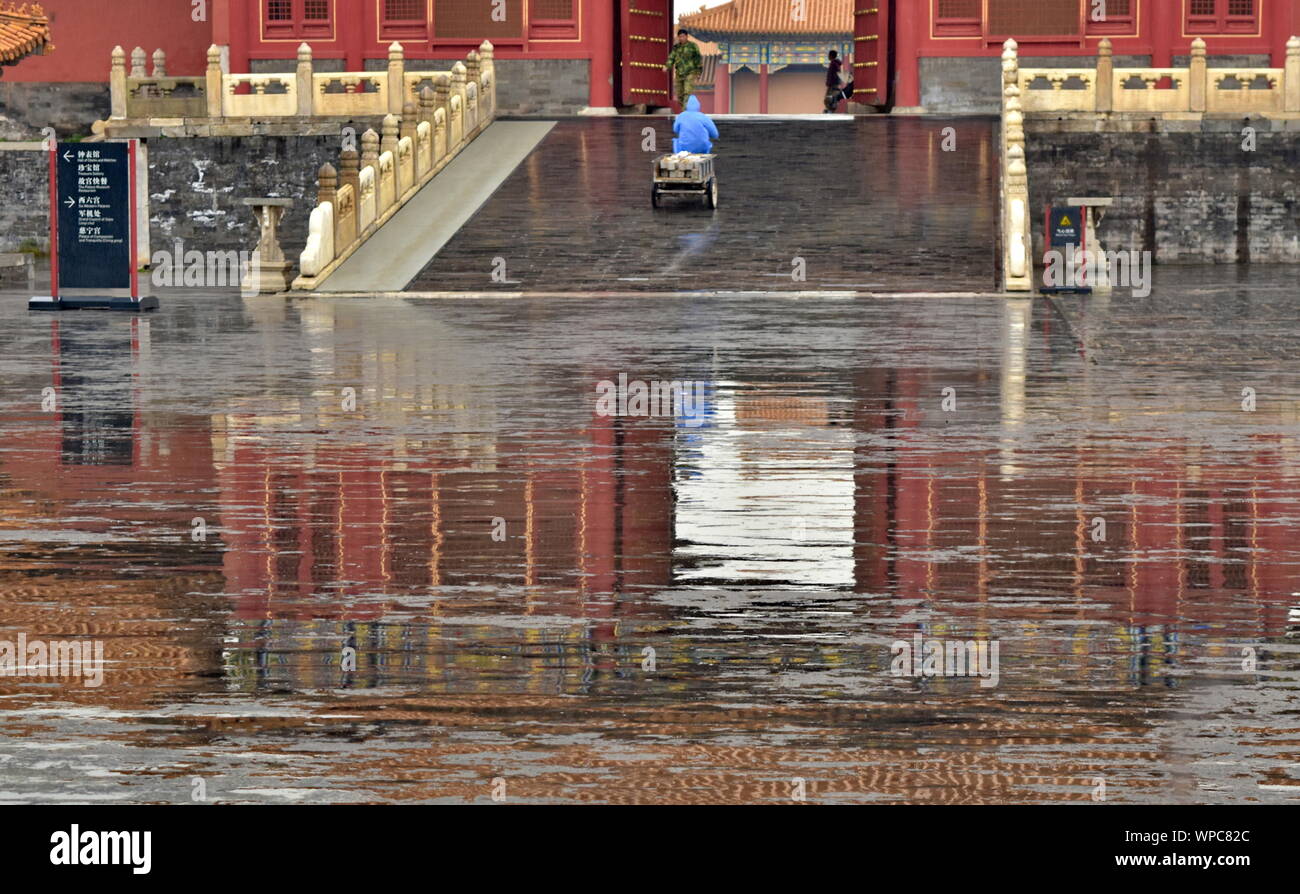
top-left (408, 117), bottom-right (999, 293)
top-left (1, 267), bottom-right (1299, 804)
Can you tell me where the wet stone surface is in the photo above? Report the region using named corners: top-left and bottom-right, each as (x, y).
top-left (408, 118), bottom-right (1000, 293)
top-left (1, 269), bottom-right (1299, 804)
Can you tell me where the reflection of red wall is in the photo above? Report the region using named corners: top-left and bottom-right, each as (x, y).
top-left (216, 413), bottom-right (675, 623)
top-left (1, 322), bottom-right (216, 534)
top-left (851, 362), bottom-right (1299, 639)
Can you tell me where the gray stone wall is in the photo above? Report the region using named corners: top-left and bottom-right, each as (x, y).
top-left (146, 135), bottom-right (341, 259)
top-left (921, 56), bottom-right (1151, 114)
top-left (1025, 122), bottom-right (1300, 263)
top-left (251, 58), bottom-right (346, 73)
top-left (0, 147), bottom-right (51, 252)
top-left (0, 82), bottom-right (110, 137)
top-left (0, 136), bottom-right (348, 257)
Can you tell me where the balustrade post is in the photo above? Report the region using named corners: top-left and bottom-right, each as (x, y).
top-left (1001, 38), bottom-right (1031, 293)
top-left (317, 162), bottom-right (337, 208)
top-left (1095, 38), bottom-right (1113, 113)
top-left (130, 47), bottom-right (147, 79)
top-left (206, 44), bottom-right (224, 118)
top-left (401, 101), bottom-right (418, 141)
top-left (151, 49), bottom-right (166, 78)
top-left (296, 43), bottom-right (314, 117)
top-left (451, 63), bottom-right (467, 145)
top-left (316, 162), bottom-right (341, 249)
top-left (388, 42), bottom-right (406, 116)
top-left (418, 85), bottom-right (437, 128)
top-left (1189, 38), bottom-right (1208, 113)
top-left (339, 148), bottom-right (360, 205)
top-left (360, 128), bottom-right (380, 178)
top-left (381, 114), bottom-right (401, 196)
top-left (1001, 40), bottom-right (1019, 95)
top-left (434, 74), bottom-right (451, 122)
top-left (479, 41), bottom-right (496, 118)
top-left (1285, 36), bottom-right (1300, 114)
top-left (110, 46), bottom-right (127, 119)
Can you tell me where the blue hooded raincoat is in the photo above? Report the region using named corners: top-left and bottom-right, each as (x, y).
top-left (672, 95), bottom-right (718, 154)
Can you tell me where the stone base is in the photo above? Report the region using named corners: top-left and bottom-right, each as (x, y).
top-left (242, 260), bottom-right (293, 295)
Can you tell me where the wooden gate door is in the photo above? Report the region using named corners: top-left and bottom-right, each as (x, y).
top-left (620, 1), bottom-right (672, 106)
top-left (852, 2), bottom-right (891, 107)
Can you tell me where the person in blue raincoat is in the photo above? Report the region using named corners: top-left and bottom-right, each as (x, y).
top-left (672, 94), bottom-right (718, 154)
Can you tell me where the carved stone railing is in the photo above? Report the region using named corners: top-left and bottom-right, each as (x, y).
top-left (112, 40), bottom-right (494, 124)
top-left (292, 41), bottom-right (495, 290)
top-left (1016, 36), bottom-right (1300, 118)
top-left (1001, 40), bottom-right (1032, 293)
top-left (223, 73), bottom-right (297, 118)
top-left (111, 47), bottom-right (207, 119)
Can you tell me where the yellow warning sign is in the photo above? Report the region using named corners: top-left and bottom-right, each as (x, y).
top-left (1059, 214), bottom-right (1072, 226)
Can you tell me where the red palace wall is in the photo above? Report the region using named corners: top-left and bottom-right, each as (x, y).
top-left (223, 0), bottom-right (616, 106)
top-left (4, 0), bottom-right (210, 82)
top-left (6, 1), bottom-right (1294, 106)
top-left (6, 0), bottom-right (617, 105)
top-left (893, 0), bottom-right (1298, 108)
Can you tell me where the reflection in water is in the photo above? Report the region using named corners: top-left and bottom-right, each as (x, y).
top-left (1, 273), bottom-right (1299, 803)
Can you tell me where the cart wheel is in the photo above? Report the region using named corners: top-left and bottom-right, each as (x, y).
top-left (651, 185), bottom-right (660, 208)
top-left (704, 178), bottom-right (718, 209)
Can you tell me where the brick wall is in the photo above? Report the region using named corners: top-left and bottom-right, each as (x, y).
top-left (0, 82), bottom-right (109, 137)
top-left (0, 136), bottom-right (339, 257)
top-left (146, 136), bottom-right (341, 258)
top-left (1026, 122), bottom-right (1300, 263)
top-left (0, 146), bottom-right (51, 251)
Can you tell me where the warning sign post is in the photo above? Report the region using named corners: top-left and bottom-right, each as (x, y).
top-left (29, 140), bottom-right (157, 312)
top-left (1041, 204), bottom-right (1091, 295)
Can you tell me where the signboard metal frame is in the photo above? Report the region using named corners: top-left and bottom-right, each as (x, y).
top-left (29, 139), bottom-right (157, 312)
top-left (1041, 203), bottom-right (1092, 295)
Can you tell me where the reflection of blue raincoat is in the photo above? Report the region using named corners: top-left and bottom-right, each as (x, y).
top-left (672, 95), bottom-right (718, 154)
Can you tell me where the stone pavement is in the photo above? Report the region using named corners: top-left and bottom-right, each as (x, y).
top-left (407, 116), bottom-right (999, 293)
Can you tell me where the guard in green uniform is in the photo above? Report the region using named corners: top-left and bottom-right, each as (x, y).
top-left (667, 29), bottom-right (703, 108)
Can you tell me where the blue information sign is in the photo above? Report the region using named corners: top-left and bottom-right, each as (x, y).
top-left (56, 141), bottom-right (132, 289)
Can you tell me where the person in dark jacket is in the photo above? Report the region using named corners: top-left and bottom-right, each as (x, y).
top-left (824, 50), bottom-right (844, 113)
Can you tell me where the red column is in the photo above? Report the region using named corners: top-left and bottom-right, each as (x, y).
top-left (588, 0), bottom-right (615, 108)
top-left (1151, 0), bottom-right (1176, 67)
top-left (226, 0), bottom-right (249, 73)
top-left (894, 3), bottom-right (921, 108)
top-left (213, 0), bottom-right (232, 48)
top-left (715, 61), bottom-right (731, 113)
top-left (1270, 0), bottom-right (1293, 67)
top-left (759, 63), bottom-right (769, 113)
top-left (346, 0), bottom-right (366, 71)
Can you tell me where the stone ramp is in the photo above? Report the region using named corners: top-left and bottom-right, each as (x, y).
top-left (405, 117), bottom-right (1000, 293)
top-left (317, 120), bottom-right (556, 292)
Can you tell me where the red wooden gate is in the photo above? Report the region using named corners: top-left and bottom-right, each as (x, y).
top-left (852, 2), bottom-right (891, 107)
top-left (620, 1), bottom-right (672, 106)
